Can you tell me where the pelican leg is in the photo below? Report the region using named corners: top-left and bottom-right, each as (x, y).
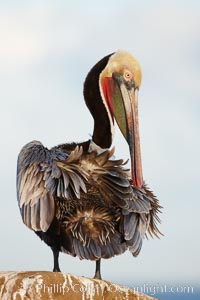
top-left (51, 247), bottom-right (61, 272)
top-left (94, 259), bottom-right (102, 279)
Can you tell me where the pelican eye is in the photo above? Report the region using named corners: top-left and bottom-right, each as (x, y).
top-left (123, 69), bottom-right (133, 81)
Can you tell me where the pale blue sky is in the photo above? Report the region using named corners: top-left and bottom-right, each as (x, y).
top-left (0, 0), bottom-right (199, 289)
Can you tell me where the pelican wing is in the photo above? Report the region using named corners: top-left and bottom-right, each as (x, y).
top-left (81, 148), bottom-right (162, 256)
top-left (17, 141), bottom-right (86, 232)
top-left (83, 147), bottom-right (133, 206)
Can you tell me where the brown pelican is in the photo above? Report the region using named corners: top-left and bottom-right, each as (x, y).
top-left (17, 51), bottom-right (161, 279)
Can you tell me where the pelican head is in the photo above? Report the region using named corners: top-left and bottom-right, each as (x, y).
top-left (84, 50), bottom-right (143, 188)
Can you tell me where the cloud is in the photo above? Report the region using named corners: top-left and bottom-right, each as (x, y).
top-left (0, 5), bottom-right (89, 70)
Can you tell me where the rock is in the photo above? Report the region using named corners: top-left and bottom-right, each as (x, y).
top-left (0, 271), bottom-right (158, 300)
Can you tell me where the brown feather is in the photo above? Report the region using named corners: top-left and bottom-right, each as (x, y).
top-left (17, 140), bottom-right (162, 263)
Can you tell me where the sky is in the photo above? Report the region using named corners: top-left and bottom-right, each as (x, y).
top-left (0, 0), bottom-right (200, 296)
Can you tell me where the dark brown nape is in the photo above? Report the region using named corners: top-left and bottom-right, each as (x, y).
top-left (83, 53), bottom-right (114, 149)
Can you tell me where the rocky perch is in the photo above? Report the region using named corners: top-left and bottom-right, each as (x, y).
top-left (0, 271), bottom-right (158, 300)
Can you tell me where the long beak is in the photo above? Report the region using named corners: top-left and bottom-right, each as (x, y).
top-left (111, 75), bottom-right (143, 187)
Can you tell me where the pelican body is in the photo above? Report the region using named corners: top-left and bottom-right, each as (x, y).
top-left (17, 51), bottom-right (161, 279)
